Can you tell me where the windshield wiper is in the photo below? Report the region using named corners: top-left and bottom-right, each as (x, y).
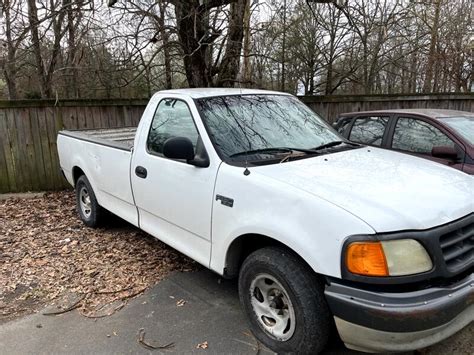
top-left (230, 147), bottom-right (317, 158)
top-left (311, 140), bottom-right (358, 151)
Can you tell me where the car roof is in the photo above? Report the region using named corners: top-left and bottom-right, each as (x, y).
top-left (339, 108), bottom-right (474, 119)
top-left (156, 88), bottom-right (291, 99)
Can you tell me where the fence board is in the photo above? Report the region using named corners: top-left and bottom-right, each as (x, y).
top-left (301, 93), bottom-right (474, 122)
top-left (99, 106), bottom-right (109, 128)
top-left (29, 108), bottom-right (48, 190)
top-left (8, 109), bottom-right (30, 192)
top-left (77, 106), bottom-right (87, 129)
top-left (0, 94), bottom-right (472, 193)
top-left (45, 106), bottom-right (63, 188)
top-left (90, 106), bottom-right (101, 128)
top-left (20, 107), bottom-right (40, 191)
top-left (0, 112), bottom-right (17, 192)
top-left (117, 106), bottom-right (126, 127)
top-left (37, 107), bottom-right (55, 189)
top-left (0, 113), bottom-right (11, 193)
top-left (0, 146), bottom-right (9, 193)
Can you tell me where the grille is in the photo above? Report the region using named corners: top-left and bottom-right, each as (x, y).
top-left (439, 222), bottom-right (474, 273)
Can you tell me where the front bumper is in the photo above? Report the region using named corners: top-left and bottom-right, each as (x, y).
top-left (325, 273), bottom-right (474, 353)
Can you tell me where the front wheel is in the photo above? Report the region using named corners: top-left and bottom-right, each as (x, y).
top-left (238, 247), bottom-right (332, 354)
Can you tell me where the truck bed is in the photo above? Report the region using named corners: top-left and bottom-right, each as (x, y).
top-left (58, 127), bottom-right (137, 151)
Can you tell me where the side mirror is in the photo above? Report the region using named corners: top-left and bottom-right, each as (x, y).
top-left (431, 146), bottom-right (458, 160)
top-left (163, 137), bottom-right (195, 161)
top-left (162, 137), bottom-right (210, 167)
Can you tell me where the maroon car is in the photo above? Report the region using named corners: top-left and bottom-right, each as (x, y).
top-left (334, 109), bottom-right (474, 175)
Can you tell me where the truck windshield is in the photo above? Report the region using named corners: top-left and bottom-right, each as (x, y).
top-left (439, 116), bottom-right (474, 145)
top-left (196, 95), bottom-right (342, 162)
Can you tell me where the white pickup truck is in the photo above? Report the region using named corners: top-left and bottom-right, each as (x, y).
top-left (58, 89), bottom-right (473, 354)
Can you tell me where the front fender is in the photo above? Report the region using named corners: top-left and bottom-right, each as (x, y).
top-left (210, 164), bottom-right (375, 278)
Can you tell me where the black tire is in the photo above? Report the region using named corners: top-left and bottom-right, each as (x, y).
top-left (75, 175), bottom-right (103, 228)
top-left (238, 247), bottom-right (332, 354)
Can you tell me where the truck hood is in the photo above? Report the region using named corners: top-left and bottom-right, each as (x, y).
top-left (254, 147), bottom-right (474, 232)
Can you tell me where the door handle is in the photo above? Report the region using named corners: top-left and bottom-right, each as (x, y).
top-left (135, 166), bottom-right (147, 179)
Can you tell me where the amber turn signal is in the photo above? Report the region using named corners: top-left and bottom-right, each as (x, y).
top-left (346, 242), bottom-right (389, 276)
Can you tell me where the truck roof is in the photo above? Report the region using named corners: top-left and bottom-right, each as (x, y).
top-left (156, 88), bottom-right (291, 99)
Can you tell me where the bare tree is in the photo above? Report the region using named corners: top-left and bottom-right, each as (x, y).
top-left (0, 0), bottom-right (471, 98)
top-left (0, 0), bottom-right (31, 98)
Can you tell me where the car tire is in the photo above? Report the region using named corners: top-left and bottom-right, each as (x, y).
top-left (239, 247), bottom-right (332, 354)
top-left (75, 175), bottom-right (103, 228)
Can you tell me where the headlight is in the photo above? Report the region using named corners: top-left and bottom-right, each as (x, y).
top-left (345, 239), bottom-right (432, 277)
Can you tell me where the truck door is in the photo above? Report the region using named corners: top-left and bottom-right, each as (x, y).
top-left (131, 97), bottom-right (219, 267)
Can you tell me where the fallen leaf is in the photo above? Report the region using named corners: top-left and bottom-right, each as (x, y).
top-left (0, 191), bottom-right (198, 320)
top-left (176, 299), bottom-right (186, 307)
top-left (197, 341), bottom-right (208, 349)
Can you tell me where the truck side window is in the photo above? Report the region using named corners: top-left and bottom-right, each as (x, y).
top-left (349, 116), bottom-right (388, 146)
top-left (391, 117), bottom-right (454, 155)
top-left (147, 99), bottom-right (199, 156)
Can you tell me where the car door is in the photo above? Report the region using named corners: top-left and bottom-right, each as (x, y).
top-left (131, 96), bottom-right (220, 267)
top-left (388, 115), bottom-right (465, 171)
top-left (346, 115), bottom-right (391, 147)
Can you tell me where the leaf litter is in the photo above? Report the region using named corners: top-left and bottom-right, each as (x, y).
top-left (0, 191), bottom-right (197, 323)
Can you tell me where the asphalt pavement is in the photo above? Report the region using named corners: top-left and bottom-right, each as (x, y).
top-left (2, 269), bottom-right (469, 355)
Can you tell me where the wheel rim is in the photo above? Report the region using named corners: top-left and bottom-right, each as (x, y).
top-left (79, 186), bottom-right (92, 218)
top-left (249, 273), bottom-right (296, 341)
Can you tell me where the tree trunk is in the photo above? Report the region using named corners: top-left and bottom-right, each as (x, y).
top-left (242, 0), bottom-right (251, 85)
top-left (27, 0), bottom-right (49, 97)
top-left (174, 1), bottom-right (209, 87)
top-left (3, 1), bottom-right (19, 99)
top-left (217, 0), bottom-right (246, 87)
top-left (325, 27), bottom-right (336, 95)
top-left (46, 1), bottom-right (68, 98)
top-left (423, 0), bottom-right (441, 93)
top-left (158, 0), bottom-right (172, 89)
top-left (362, 40), bottom-right (370, 94)
top-left (281, 0), bottom-right (287, 91)
top-left (66, 0), bottom-right (79, 98)
top-left (4, 65), bottom-right (18, 99)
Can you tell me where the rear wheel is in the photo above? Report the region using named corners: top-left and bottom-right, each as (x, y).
top-left (239, 247), bottom-right (332, 354)
top-left (75, 175), bottom-right (103, 228)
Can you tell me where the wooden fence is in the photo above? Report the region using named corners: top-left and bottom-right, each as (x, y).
top-left (0, 93), bottom-right (473, 193)
top-left (0, 99), bottom-right (147, 193)
top-left (300, 93), bottom-right (474, 123)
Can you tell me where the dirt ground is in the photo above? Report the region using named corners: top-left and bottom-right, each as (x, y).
top-left (0, 190), bottom-right (197, 322)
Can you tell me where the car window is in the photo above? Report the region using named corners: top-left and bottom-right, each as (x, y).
top-left (147, 99), bottom-right (199, 155)
top-left (336, 118), bottom-right (352, 136)
top-left (438, 116), bottom-right (474, 145)
top-left (349, 116), bottom-right (389, 146)
top-left (392, 117), bottom-right (454, 154)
